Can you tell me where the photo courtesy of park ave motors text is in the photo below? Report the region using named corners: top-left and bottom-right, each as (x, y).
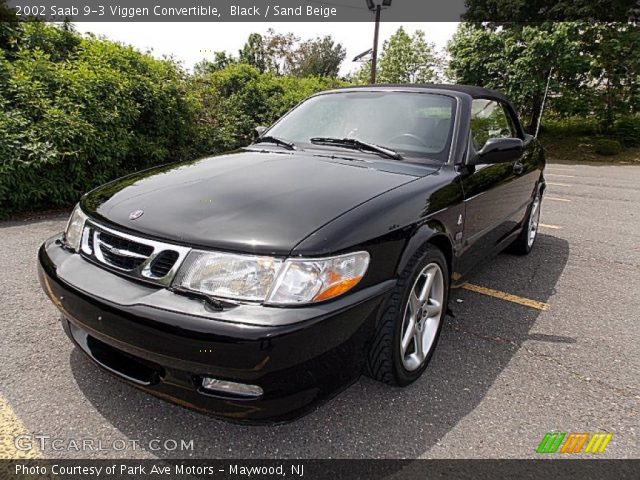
top-left (1, 0), bottom-right (639, 476)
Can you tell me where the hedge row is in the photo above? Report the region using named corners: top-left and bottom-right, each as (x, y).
top-left (541, 115), bottom-right (640, 147)
top-left (0, 23), bottom-right (341, 217)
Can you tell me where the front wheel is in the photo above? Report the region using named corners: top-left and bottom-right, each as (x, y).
top-left (366, 245), bottom-right (449, 386)
top-left (508, 191), bottom-right (542, 255)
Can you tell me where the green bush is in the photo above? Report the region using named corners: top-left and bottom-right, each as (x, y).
top-left (0, 22), bottom-right (202, 216)
top-left (593, 138), bottom-right (622, 156)
top-left (540, 117), bottom-right (600, 137)
top-left (188, 64), bottom-right (344, 154)
top-left (0, 23), bottom-right (343, 217)
top-left (613, 116), bottom-right (640, 147)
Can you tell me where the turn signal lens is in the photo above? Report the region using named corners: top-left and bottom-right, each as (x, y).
top-left (313, 277), bottom-right (363, 302)
top-left (266, 251), bottom-right (369, 305)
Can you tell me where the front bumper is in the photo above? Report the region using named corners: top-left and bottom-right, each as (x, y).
top-left (37, 235), bottom-right (393, 423)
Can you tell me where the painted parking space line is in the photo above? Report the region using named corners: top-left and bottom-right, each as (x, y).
top-left (461, 283), bottom-right (550, 311)
top-left (546, 165), bottom-right (575, 171)
top-left (0, 394), bottom-right (40, 459)
top-left (540, 223), bottom-right (562, 230)
top-left (547, 182), bottom-right (573, 187)
top-left (546, 173), bottom-right (575, 178)
top-left (546, 197), bottom-right (571, 202)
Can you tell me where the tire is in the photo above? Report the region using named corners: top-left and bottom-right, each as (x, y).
top-left (366, 244), bottom-right (449, 386)
top-left (508, 191), bottom-right (542, 255)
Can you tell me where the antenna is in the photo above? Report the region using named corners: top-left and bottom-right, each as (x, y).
top-left (534, 67), bottom-right (553, 138)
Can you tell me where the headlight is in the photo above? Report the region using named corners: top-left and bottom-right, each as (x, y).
top-left (176, 251), bottom-right (283, 302)
top-left (267, 252), bottom-right (369, 305)
top-left (64, 204), bottom-right (88, 252)
top-left (175, 251), bottom-right (369, 305)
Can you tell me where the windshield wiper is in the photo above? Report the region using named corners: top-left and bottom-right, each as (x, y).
top-left (253, 135), bottom-right (296, 150)
top-left (310, 137), bottom-right (402, 160)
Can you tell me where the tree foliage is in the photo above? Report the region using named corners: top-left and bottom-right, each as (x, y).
top-left (292, 36), bottom-right (346, 78)
top-left (188, 63), bottom-right (344, 154)
top-left (447, 22), bottom-right (640, 132)
top-left (236, 29), bottom-right (345, 77)
top-left (238, 32), bottom-right (268, 72)
top-left (354, 27), bottom-right (442, 84)
top-left (194, 51), bottom-right (236, 74)
top-left (378, 28), bottom-right (440, 84)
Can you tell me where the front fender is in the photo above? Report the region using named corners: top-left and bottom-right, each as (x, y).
top-left (395, 222), bottom-right (454, 278)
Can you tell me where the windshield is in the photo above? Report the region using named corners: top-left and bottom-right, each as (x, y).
top-left (266, 91), bottom-right (456, 162)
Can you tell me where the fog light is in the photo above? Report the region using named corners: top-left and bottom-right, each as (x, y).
top-left (201, 377), bottom-right (263, 399)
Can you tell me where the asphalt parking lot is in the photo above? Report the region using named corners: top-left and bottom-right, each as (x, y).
top-left (1, 162), bottom-right (638, 459)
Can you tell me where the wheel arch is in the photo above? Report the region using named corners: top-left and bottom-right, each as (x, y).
top-left (396, 222), bottom-right (454, 283)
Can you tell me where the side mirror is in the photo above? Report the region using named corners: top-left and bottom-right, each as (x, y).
top-left (469, 137), bottom-right (523, 165)
top-left (254, 126), bottom-right (267, 139)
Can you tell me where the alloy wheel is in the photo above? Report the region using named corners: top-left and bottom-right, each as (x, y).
top-left (528, 196), bottom-right (541, 248)
top-left (400, 263), bottom-right (445, 371)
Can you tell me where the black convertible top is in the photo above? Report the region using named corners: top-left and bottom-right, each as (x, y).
top-left (335, 84), bottom-right (509, 103)
top-left (412, 84), bottom-right (508, 102)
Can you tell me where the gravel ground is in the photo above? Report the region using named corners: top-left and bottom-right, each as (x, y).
top-left (0, 162), bottom-right (638, 459)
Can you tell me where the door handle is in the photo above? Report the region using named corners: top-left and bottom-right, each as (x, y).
top-left (513, 162), bottom-right (524, 175)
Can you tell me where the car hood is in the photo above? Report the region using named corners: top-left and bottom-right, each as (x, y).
top-left (82, 149), bottom-right (437, 255)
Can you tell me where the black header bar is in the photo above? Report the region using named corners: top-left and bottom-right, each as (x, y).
top-left (5, 0), bottom-right (640, 22)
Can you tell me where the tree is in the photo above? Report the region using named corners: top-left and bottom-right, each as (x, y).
top-left (448, 22), bottom-right (640, 132)
top-left (238, 30), bottom-right (345, 78)
top-left (292, 36), bottom-right (346, 77)
top-left (354, 27), bottom-right (441, 84)
top-left (194, 51), bottom-right (236, 75)
top-left (351, 61), bottom-right (371, 85)
top-left (582, 23), bottom-right (640, 128)
top-left (262, 29), bottom-right (298, 75)
top-left (238, 33), bottom-right (267, 72)
top-left (447, 22), bottom-right (591, 132)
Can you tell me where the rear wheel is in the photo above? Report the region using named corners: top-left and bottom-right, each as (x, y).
top-left (366, 245), bottom-right (449, 386)
top-left (508, 192), bottom-right (541, 255)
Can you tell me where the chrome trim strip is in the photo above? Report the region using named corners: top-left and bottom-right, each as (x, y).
top-left (81, 220), bottom-right (191, 287)
top-left (97, 238), bottom-right (148, 260)
top-left (80, 226), bottom-right (93, 255)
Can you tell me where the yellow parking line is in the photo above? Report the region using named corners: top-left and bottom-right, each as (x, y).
top-left (461, 283), bottom-right (550, 311)
top-left (0, 394), bottom-right (40, 459)
top-left (547, 173), bottom-right (575, 178)
top-left (540, 223), bottom-right (562, 230)
top-left (547, 182), bottom-right (573, 187)
top-left (546, 197), bottom-right (571, 202)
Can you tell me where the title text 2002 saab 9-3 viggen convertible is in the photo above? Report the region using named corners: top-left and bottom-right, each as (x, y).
top-left (38, 85), bottom-right (546, 423)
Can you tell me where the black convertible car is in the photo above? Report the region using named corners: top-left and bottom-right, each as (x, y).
top-left (38, 85), bottom-right (545, 422)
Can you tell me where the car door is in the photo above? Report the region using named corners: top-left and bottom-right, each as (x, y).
top-left (457, 98), bottom-right (524, 275)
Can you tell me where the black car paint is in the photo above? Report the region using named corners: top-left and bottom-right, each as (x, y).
top-left (38, 86), bottom-right (545, 422)
top-left (79, 150), bottom-right (437, 257)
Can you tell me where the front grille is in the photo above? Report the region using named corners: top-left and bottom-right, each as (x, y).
top-left (97, 231), bottom-right (154, 271)
top-left (98, 231), bottom-right (154, 257)
top-left (99, 243), bottom-right (146, 270)
top-left (80, 221), bottom-right (191, 286)
top-left (149, 250), bottom-right (180, 277)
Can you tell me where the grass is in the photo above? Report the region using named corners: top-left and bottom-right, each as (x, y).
top-left (539, 134), bottom-right (640, 164)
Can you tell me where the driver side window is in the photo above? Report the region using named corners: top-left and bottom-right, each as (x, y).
top-left (470, 99), bottom-right (515, 149)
